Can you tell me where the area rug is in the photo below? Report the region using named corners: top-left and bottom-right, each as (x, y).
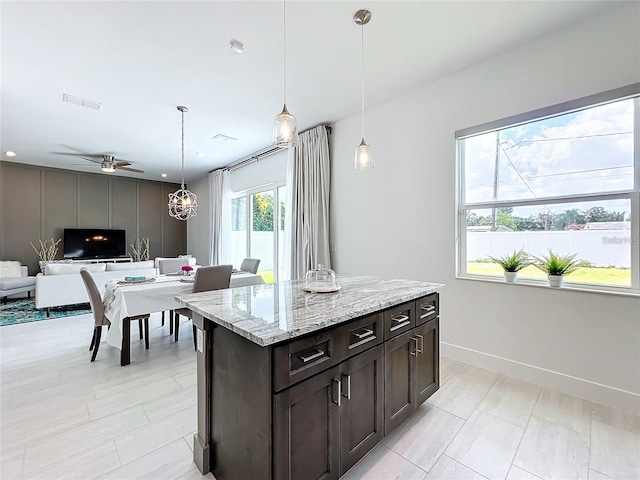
top-left (0, 298), bottom-right (92, 326)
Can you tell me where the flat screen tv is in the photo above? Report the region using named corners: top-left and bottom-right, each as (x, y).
top-left (63, 228), bottom-right (127, 259)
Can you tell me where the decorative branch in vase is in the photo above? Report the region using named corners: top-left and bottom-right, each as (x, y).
top-left (30, 238), bottom-right (61, 261)
top-left (129, 238), bottom-right (150, 262)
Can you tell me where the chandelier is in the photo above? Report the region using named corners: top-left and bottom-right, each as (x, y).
top-left (168, 106), bottom-right (198, 220)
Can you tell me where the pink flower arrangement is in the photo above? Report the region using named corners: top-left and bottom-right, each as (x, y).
top-left (181, 265), bottom-right (193, 275)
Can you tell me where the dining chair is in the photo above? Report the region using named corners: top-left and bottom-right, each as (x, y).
top-left (173, 264), bottom-right (233, 348)
top-left (80, 268), bottom-right (149, 362)
top-left (158, 258), bottom-right (191, 332)
top-left (240, 258), bottom-right (260, 274)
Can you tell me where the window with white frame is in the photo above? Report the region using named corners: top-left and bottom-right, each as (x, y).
top-left (456, 85), bottom-right (639, 293)
top-left (230, 183), bottom-right (286, 284)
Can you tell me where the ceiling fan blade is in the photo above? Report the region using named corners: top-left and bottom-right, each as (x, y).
top-left (78, 156), bottom-right (102, 164)
top-left (117, 166), bottom-right (144, 173)
top-left (70, 163), bottom-right (98, 166)
top-left (114, 161), bottom-right (132, 167)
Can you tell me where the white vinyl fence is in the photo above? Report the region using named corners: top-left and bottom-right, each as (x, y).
top-left (468, 230), bottom-right (632, 268)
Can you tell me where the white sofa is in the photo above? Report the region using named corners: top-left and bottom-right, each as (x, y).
top-left (35, 261), bottom-right (156, 313)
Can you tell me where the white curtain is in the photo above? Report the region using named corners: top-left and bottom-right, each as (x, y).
top-left (208, 169), bottom-right (230, 265)
top-left (287, 125), bottom-right (331, 279)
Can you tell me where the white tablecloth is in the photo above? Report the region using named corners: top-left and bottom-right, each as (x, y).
top-left (104, 273), bottom-right (264, 349)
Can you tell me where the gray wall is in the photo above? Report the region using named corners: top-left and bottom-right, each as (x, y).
top-left (0, 161), bottom-right (187, 274)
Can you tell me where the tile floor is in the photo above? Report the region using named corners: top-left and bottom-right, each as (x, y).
top-left (1, 313), bottom-right (639, 480)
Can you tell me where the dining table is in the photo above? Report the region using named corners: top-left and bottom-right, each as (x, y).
top-left (103, 272), bottom-right (265, 365)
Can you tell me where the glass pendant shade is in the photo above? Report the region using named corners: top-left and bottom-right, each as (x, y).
top-left (168, 105), bottom-right (198, 221)
top-left (273, 104), bottom-right (298, 148)
top-left (354, 137), bottom-right (373, 170)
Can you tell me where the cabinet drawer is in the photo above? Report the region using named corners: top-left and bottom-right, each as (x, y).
top-left (383, 301), bottom-right (416, 340)
top-left (274, 329), bottom-right (347, 392)
top-left (415, 293), bottom-right (439, 326)
top-left (338, 313), bottom-right (383, 359)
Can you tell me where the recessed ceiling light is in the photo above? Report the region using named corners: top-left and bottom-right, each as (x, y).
top-left (62, 93), bottom-right (102, 110)
top-left (161, 173), bottom-right (168, 178)
top-left (229, 39), bottom-right (244, 53)
top-left (5, 151), bottom-right (16, 157)
top-left (196, 152), bottom-right (205, 157)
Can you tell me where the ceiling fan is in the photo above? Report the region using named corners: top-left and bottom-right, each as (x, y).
top-left (72, 154), bottom-right (144, 174)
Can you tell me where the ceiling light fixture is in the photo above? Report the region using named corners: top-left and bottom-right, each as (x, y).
top-left (162, 173), bottom-right (168, 178)
top-left (354, 9), bottom-right (373, 170)
top-left (229, 39), bottom-right (244, 53)
top-left (168, 106), bottom-right (198, 220)
top-left (273, 0), bottom-right (298, 148)
top-left (5, 151), bottom-right (16, 157)
top-left (101, 163), bottom-right (116, 173)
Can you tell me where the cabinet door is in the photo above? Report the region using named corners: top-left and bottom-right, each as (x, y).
top-left (384, 330), bottom-right (417, 434)
top-left (339, 345), bottom-right (384, 475)
top-left (274, 366), bottom-right (340, 480)
top-left (414, 318), bottom-right (439, 404)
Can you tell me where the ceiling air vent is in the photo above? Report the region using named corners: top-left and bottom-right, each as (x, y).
top-left (62, 94), bottom-right (102, 110)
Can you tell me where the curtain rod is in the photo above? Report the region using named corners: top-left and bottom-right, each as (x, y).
top-left (220, 124), bottom-right (332, 173)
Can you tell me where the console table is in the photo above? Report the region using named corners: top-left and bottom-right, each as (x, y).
top-left (70, 257), bottom-right (132, 264)
top-left (176, 275), bottom-right (444, 480)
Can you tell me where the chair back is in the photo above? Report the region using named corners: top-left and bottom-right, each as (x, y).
top-left (240, 258), bottom-right (260, 274)
top-left (158, 258), bottom-right (190, 274)
top-left (193, 265), bottom-right (233, 293)
top-left (79, 268), bottom-right (108, 327)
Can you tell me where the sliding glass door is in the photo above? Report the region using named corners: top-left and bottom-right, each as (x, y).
top-left (230, 182), bottom-right (285, 283)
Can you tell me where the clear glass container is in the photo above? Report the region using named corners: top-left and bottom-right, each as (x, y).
top-left (304, 264), bottom-right (337, 290)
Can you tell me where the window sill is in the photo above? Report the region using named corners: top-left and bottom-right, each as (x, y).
top-left (456, 273), bottom-right (640, 298)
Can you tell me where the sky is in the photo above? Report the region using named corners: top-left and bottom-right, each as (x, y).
top-left (462, 97), bottom-right (634, 217)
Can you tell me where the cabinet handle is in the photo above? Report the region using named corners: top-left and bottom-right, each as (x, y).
top-left (341, 374), bottom-right (351, 399)
top-left (299, 349), bottom-right (325, 363)
top-left (415, 334), bottom-right (424, 354)
top-left (410, 336), bottom-right (419, 356)
top-left (353, 328), bottom-right (374, 339)
top-left (390, 314), bottom-right (410, 331)
top-left (391, 314), bottom-right (409, 323)
top-left (332, 378), bottom-right (341, 406)
top-left (419, 305), bottom-right (436, 319)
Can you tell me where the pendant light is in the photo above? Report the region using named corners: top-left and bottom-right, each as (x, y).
top-left (168, 106), bottom-right (198, 220)
top-left (354, 9), bottom-right (373, 170)
top-left (273, 0), bottom-right (298, 148)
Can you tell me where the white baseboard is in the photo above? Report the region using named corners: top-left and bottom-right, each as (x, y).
top-left (440, 342), bottom-right (640, 415)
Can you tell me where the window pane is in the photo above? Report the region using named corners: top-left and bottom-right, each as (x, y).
top-left (463, 99), bottom-right (634, 203)
top-left (229, 197), bottom-right (247, 268)
top-left (251, 191), bottom-right (274, 283)
top-left (465, 199), bottom-right (632, 286)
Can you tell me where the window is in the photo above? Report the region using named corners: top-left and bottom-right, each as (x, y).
top-left (456, 85), bottom-right (639, 294)
top-left (230, 182), bottom-right (286, 283)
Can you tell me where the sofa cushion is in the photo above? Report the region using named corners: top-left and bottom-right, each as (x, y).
top-left (45, 263), bottom-right (106, 275)
top-left (1, 276), bottom-right (36, 289)
top-left (0, 261), bottom-right (22, 277)
top-left (39, 259), bottom-right (73, 274)
top-left (105, 260), bottom-right (154, 271)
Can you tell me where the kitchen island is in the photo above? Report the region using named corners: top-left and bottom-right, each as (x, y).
top-left (176, 274), bottom-right (444, 480)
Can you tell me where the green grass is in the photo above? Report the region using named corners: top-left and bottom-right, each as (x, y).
top-left (258, 269), bottom-right (274, 284)
top-left (467, 262), bottom-right (631, 286)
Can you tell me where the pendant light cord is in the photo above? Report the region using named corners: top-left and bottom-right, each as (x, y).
top-left (283, 0), bottom-right (287, 105)
top-left (180, 109), bottom-right (185, 189)
top-left (361, 23), bottom-right (365, 139)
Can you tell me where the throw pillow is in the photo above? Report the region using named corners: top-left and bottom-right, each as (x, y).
top-left (0, 261), bottom-right (22, 277)
top-left (105, 260), bottom-right (155, 271)
top-left (39, 259), bottom-right (73, 274)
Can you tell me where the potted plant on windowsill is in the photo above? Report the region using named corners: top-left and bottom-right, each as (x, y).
top-left (533, 249), bottom-right (583, 287)
top-left (487, 249), bottom-right (531, 284)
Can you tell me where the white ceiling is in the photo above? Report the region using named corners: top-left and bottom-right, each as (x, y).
top-left (1, 0), bottom-right (621, 183)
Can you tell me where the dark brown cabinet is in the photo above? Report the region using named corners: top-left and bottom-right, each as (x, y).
top-left (274, 345), bottom-right (384, 480)
top-left (193, 292), bottom-right (439, 480)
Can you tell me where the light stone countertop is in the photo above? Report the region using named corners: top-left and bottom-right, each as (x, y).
top-left (175, 274), bottom-right (445, 346)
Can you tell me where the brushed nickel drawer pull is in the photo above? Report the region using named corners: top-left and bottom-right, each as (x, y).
top-left (420, 305), bottom-right (436, 319)
top-left (410, 336), bottom-right (419, 356)
top-left (332, 378), bottom-right (341, 406)
top-left (342, 374), bottom-right (351, 399)
top-left (353, 328), bottom-right (374, 339)
top-left (391, 314), bottom-right (409, 323)
top-left (415, 334), bottom-right (424, 354)
top-left (299, 349), bottom-right (325, 363)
